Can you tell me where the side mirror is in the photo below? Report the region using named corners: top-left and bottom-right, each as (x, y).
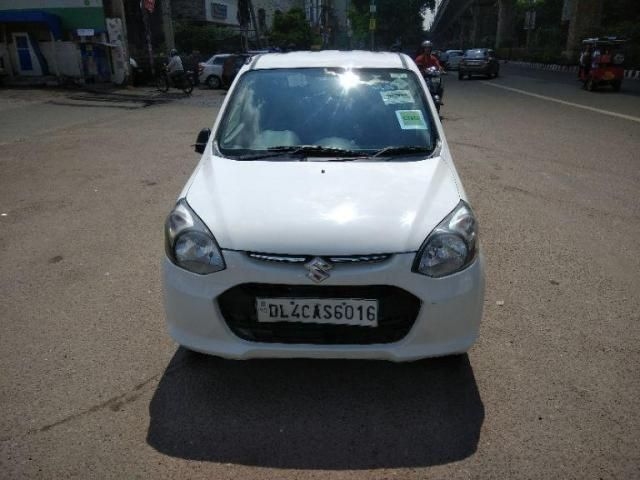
top-left (194, 128), bottom-right (211, 154)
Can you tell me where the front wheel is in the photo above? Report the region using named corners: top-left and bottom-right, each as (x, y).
top-left (182, 76), bottom-right (194, 95)
top-left (612, 80), bottom-right (621, 92)
top-left (458, 72), bottom-right (465, 80)
top-left (156, 74), bottom-right (169, 92)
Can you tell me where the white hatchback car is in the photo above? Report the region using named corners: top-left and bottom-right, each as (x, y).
top-left (163, 51), bottom-right (485, 361)
top-left (198, 53), bottom-right (231, 89)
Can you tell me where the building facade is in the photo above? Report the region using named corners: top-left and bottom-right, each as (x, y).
top-left (172, 0), bottom-right (240, 26)
top-left (0, 0), bottom-right (129, 84)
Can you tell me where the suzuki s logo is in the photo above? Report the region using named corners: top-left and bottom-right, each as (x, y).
top-left (305, 257), bottom-right (333, 283)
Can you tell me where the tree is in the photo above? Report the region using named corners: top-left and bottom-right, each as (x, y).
top-left (174, 22), bottom-right (237, 54)
top-left (269, 8), bottom-right (315, 49)
top-left (349, 0), bottom-right (435, 49)
top-left (496, 0), bottom-right (517, 49)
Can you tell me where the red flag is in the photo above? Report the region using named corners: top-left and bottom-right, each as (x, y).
top-left (143, 0), bottom-right (155, 13)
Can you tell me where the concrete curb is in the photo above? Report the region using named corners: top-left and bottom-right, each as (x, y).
top-left (504, 60), bottom-right (640, 80)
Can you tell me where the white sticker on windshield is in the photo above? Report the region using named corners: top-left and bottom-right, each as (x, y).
top-left (390, 73), bottom-right (408, 78)
top-left (381, 90), bottom-right (414, 105)
top-left (391, 78), bottom-right (410, 89)
top-left (396, 110), bottom-right (428, 130)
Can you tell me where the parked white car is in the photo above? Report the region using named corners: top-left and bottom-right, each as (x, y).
top-left (163, 51), bottom-right (485, 361)
top-left (198, 53), bottom-right (231, 89)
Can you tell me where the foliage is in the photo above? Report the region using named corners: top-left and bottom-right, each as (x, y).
top-left (348, 0), bottom-right (435, 50)
top-left (507, 0), bottom-right (640, 67)
top-left (269, 8), bottom-right (315, 49)
top-left (174, 22), bottom-right (237, 54)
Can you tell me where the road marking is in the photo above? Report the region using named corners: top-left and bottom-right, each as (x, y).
top-left (481, 81), bottom-right (640, 124)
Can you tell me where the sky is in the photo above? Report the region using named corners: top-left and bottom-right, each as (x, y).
top-left (423, 0), bottom-right (443, 30)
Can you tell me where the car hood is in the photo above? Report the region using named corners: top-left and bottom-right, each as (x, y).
top-left (185, 155), bottom-right (461, 255)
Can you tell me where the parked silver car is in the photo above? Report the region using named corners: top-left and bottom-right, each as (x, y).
top-left (198, 54), bottom-right (232, 89)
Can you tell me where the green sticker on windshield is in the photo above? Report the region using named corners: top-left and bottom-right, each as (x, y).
top-left (396, 110), bottom-right (428, 130)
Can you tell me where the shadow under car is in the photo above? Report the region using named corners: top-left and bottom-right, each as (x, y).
top-left (147, 349), bottom-right (484, 470)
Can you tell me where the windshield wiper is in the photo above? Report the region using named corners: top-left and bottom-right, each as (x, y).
top-left (237, 145), bottom-right (365, 161)
top-left (371, 145), bottom-right (434, 159)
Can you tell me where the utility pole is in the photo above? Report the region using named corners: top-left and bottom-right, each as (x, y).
top-left (247, 0), bottom-right (261, 49)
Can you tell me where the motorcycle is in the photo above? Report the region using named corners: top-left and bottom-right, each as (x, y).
top-left (422, 66), bottom-right (444, 113)
top-left (156, 66), bottom-right (195, 95)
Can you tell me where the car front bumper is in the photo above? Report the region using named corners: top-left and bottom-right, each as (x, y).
top-left (163, 251), bottom-right (485, 361)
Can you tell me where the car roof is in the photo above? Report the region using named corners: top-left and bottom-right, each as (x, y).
top-left (208, 54), bottom-right (232, 60)
top-left (251, 50), bottom-right (407, 70)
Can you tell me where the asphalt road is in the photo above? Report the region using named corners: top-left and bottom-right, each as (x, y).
top-left (1, 65), bottom-right (639, 479)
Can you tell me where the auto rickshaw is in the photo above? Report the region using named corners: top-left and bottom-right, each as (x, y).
top-left (578, 37), bottom-right (627, 92)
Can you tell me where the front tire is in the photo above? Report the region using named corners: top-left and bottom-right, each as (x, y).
top-left (156, 74), bottom-right (169, 92)
top-left (612, 80), bottom-right (621, 92)
top-left (458, 72), bottom-right (465, 80)
top-left (182, 77), bottom-right (194, 95)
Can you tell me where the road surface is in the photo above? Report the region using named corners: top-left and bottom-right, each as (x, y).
top-left (1, 65), bottom-right (639, 479)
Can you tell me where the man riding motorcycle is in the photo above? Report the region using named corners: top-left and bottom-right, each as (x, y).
top-left (415, 40), bottom-right (443, 72)
top-left (167, 49), bottom-right (185, 83)
top-left (415, 40), bottom-right (444, 112)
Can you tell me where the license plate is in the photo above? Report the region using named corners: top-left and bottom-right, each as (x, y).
top-left (256, 298), bottom-right (378, 327)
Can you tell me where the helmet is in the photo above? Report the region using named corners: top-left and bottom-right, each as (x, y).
top-left (421, 40), bottom-right (433, 49)
top-left (170, 49), bottom-right (178, 57)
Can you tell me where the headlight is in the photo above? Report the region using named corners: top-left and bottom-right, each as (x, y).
top-left (413, 201), bottom-right (478, 277)
top-left (165, 199), bottom-right (226, 274)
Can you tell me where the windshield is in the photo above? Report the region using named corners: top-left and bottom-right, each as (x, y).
top-left (465, 49), bottom-right (487, 59)
top-left (216, 68), bottom-right (437, 159)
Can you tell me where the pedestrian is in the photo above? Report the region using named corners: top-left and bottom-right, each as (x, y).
top-left (579, 44), bottom-right (592, 78)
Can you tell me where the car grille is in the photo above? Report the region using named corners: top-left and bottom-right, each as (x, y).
top-left (247, 252), bottom-right (390, 264)
top-left (218, 284), bottom-right (421, 345)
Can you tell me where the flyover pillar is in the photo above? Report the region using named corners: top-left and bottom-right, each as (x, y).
top-left (564, 0), bottom-right (603, 60)
top-left (495, 0), bottom-right (515, 49)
